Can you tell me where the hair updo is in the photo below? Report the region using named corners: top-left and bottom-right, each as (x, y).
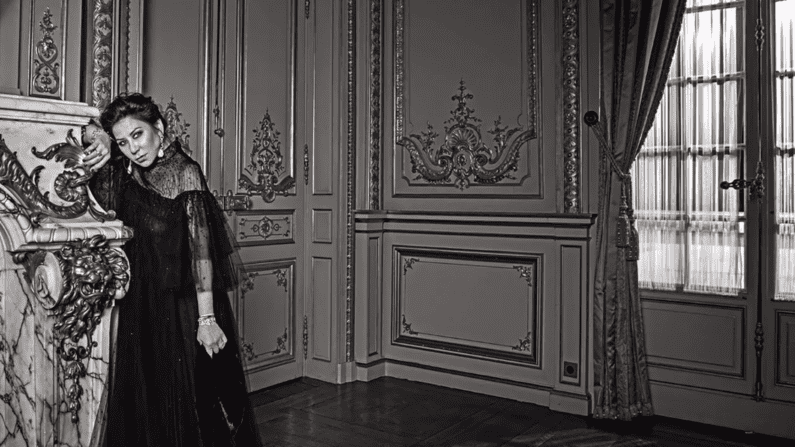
top-left (99, 92), bottom-right (165, 137)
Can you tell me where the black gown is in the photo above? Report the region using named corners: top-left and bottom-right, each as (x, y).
top-left (90, 142), bottom-right (261, 446)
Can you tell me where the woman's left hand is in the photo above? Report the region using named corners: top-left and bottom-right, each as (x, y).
top-left (83, 127), bottom-right (113, 172)
top-left (197, 323), bottom-right (228, 358)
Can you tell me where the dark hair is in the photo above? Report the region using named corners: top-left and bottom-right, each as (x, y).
top-left (99, 92), bottom-right (165, 137)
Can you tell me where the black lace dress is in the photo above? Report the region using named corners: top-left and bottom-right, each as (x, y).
top-left (90, 141), bottom-right (261, 447)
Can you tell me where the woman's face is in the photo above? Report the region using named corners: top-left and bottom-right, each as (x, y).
top-left (112, 116), bottom-right (164, 168)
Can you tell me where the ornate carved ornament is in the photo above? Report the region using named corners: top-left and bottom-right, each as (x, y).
top-left (238, 111), bottom-right (295, 202)
top-left (303, 315), bottom-right (308, 359)
top-left (345, 0), bottom-right (357, 364)
top-left (562, 0), bottom-right (581, 213)
top-left (398, 81), bottom-right (534, 190)
top-left (511, 331), bottom-right (533, 352)
top-left (14, 235), bottom-right (130, 423)
top-left (272, 328), bottom-right (288, 354)
top-left (369, 0), bottom-right (383, 209)
top-left (162, 97), bottom-right (192, 157)
top-left (239, 268), bottom-right (288, 295)
top-left (32, 8), bottom-right (61, 96)
top-left (514, 265), bottom-right (535, 287)
top-left (92, 0), bottom-right (114, 109)
top-left (238, 214), bottom-right (292, 242)
top-left (0, 134), bottom-right (115, 226)
top-left (401, 314), bottom-right (418, 335)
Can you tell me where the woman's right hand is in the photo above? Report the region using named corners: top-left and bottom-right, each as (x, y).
top-left (83, 125), bottom-right (113, 172)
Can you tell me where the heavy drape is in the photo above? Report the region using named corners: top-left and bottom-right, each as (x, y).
top-left (586, 0), bottom-right (686, 420)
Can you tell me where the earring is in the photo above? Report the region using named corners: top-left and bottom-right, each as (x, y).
top-left (157, 134), bottom-right (165, 158)
top-left (125, 158), bottom-right (132, 174)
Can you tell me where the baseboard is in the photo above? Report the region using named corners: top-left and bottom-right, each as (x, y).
top-left (651, 381), bottom-right (795, 440)
top-left (352, 358), bottom-right (592, 412)
top-left (549, 389), bottom-right (590, 415)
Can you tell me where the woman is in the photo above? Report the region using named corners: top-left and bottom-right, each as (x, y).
top-left (82, 92), bottom-right (261, 446)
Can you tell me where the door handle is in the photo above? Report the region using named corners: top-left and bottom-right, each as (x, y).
top-left (213, 190), bottom-right (252, 215)
top-left (720, 160), bottom-right (765, 203)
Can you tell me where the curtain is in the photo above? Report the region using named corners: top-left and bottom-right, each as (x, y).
top-left (586, 0), bottom-right (686, 420)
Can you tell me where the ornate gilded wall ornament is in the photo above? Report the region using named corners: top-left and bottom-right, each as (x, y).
top-left (401, 315), bottom-right (417, 335)
top-left (238, 215), bottom-right (291, 241)
top-left (32, 8), bottom-right (61, 95)
top-left (303, 144), bottom-right (309, 185)
top-left (240, 271), bottom-right (257, 295)
top-left (511, 332), bottom-right (533, 352)
top-left (92, 0), bottom-right (114, 109)
top-left (345, 0), bottom-right (357, 363)
top-left (162, 97), bottom-right (192, 157)
top-left (272, 328), bottom-right (288, 354)
top-left (527, 0), bottom-right (539, 139)
top-left (398, 81), bottom-right (534, 190)
top-left (403, 257), bottom-right (418, 275)
top-left (514, 265), bottom-right (534, 287)
top-left (241, 339), bottom-right (255, 361)
top-left (0, 134), bottom-right (114, 225)
top-left (238, 111), bottom-right (295, 202)
top-left (16, 235), bottom-right (130, 423)
top-left (275, 269), bottom-right (288, 292)
top-left (369, 0), bottom-right (383, 209)
top-left (303, 315), bottom-right (308, 359)
top-left (562, 0), bottom-right (581, 213)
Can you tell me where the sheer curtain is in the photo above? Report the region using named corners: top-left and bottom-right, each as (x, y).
top-left (633, 0), bottom-right (745, 296)
top-left (775, 0), bottom-right (795, 301)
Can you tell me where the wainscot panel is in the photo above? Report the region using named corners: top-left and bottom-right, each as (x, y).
top-left (354, 211), bottom-right (595, 415)
top-left (238, 261), bottom-right (296, 378)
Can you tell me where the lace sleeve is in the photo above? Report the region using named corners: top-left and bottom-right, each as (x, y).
top-left (88, 157), bottom-right (125, 212)
top-left (181, 163), bottom-right (214, 294)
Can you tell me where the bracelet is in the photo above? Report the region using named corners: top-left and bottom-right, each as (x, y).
top-left (198, 314), bottom-right (216, 326)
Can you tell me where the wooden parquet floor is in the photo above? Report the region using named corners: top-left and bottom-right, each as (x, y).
top-left (251, 377), bottom-right (791, 447)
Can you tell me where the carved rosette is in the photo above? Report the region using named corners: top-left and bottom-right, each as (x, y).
top-left (238, 111), bottom-right (295, 202)
top-left (0, 134), bottom-right (114, 225)
top-left (32, 8), bottom-right (61, 95)
top-left (398, 81), bottom-right (533, 190)
top-left (162, 97), bottom-right (192, 156)
top-left (15, 235), bottom-right (130, 423)
top-left (238, 215), bottom-right (291, 241)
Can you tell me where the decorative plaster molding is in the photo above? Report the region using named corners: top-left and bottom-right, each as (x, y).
top-left (162, 97), bottom-right (192, 157)
top-left (562, 0), bottom-right (581, 213)
top-left (369, 0), bottom-right (383, 209)
top-left (238, 111), bottom-right (296, 202)
top-left (32, 8), bottom-right (61, 96)
top-left (91, 0), bottom-right (114, 109)
top-left (397, 80), bottom-right (533, 189)
top-left (345, 0), bottom-right (357, 363)
top-left (393, 0), bottom-right (539, 190)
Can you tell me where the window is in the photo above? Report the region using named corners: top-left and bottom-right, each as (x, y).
top-left (634, 0), bottom-right (746, 295)
top-left (635, 0), bottom-right (795, 301)
top-left (775, 0), bottom-right (795, 300)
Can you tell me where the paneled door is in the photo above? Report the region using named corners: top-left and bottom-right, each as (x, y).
top-left (204, 0), bottom-right (345, 390)
top-left (211, 0), bottom-right (306, 391)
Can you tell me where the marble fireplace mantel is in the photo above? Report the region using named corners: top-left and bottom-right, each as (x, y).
top-left (0, 94), bottom-right (131, 447)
